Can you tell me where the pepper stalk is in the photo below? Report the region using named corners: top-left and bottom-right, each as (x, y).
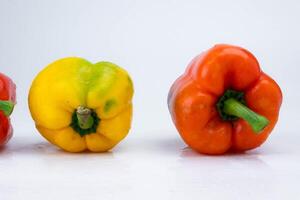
top-left (0, 100), bottom-right (15, 116)
top-left (217, 89), bottom-right (269, 133)
top-left (223, 98), bottom-right (269, 133)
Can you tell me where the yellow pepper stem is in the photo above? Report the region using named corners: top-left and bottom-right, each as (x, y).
top-left (76, 106), bottom-right (95, 130)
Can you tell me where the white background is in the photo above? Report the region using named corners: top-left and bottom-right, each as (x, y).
top-left (0, 0), bottom-right (299, 199)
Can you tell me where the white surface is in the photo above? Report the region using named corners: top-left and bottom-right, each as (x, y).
top-left (0, 0), bottom-right (300, 199)
top-left (1, 133), bottom-right (300, 200)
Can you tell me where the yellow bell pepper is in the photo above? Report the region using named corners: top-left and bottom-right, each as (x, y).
top-left (28, 57), bottom-right (134, 152)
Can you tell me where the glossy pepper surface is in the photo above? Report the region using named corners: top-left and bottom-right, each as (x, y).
top-left (29, 58), bottom-right (134, 152)
top-left (0, 73), bottom-right (16, 146)
top-left (168, 44), bottom-right (282, 154)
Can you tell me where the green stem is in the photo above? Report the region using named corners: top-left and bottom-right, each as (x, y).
top-left (76, 106), bottom-right (94, 130)
top-left (0, 100), bottom-right (15, 116)
top-left (223, 98), bottom-right (269, 133)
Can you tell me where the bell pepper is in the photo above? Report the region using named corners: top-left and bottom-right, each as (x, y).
top-left (0, 73), bottom-right (16, 146)
top-left (168, 44), bottom-right (282, 154)
top-left (29, 58), bottom-right (134, 152)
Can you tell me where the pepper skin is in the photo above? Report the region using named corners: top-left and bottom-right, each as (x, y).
top-left (168, 44), bottom-right (282, 155)
top-left (29, 58), bottom-right (134, 152)
top-left (0, 73), bottom-right (16, 146)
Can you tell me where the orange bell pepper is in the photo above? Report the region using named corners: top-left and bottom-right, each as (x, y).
top-left (168, 44), bottom-right (282, 154)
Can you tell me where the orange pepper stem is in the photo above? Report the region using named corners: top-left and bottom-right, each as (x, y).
top-left (223, 98), bottom-right (269, 133)
top-left (0, 100), bottom-right (15, 117)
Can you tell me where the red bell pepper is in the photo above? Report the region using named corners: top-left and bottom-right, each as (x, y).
top-left (0, 73), bottom-right (16, 146)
